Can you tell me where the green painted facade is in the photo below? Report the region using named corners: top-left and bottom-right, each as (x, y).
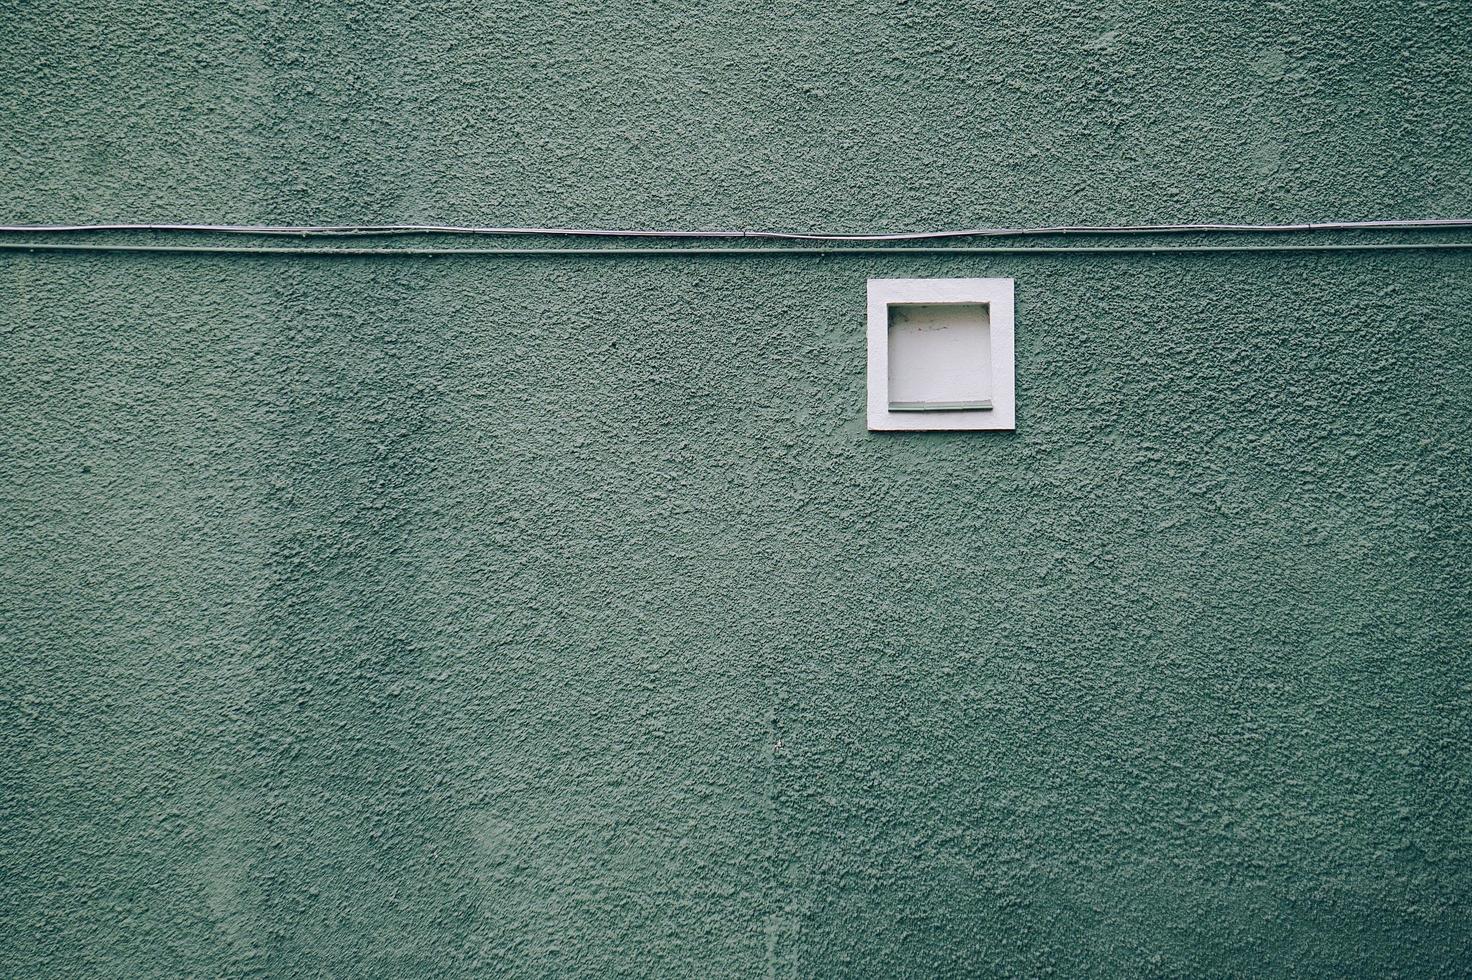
top-left (3, 1), bottom-right (1470, 976)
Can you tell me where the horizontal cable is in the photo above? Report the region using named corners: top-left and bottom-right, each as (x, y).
top-left (1, 218), bottom-right (1472, 242)
top-left (4, 241), bottom-right (1472, 258)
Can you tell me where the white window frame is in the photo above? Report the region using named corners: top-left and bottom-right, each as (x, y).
top-left (867, 277), bottom-right (1015, 431)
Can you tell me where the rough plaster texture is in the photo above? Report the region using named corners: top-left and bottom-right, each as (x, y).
top-left (3, 1), bottom-right (1472, 977)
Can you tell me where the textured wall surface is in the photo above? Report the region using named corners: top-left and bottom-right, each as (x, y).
top-left (3, 0), bottom-right (1471, 977)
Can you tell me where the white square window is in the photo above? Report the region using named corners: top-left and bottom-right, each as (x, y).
top-left (867, 278), bottom-right (1015, 431)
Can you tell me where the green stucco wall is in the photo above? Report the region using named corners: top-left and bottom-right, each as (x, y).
top-left (3, 1), bottom-right (1471, 977)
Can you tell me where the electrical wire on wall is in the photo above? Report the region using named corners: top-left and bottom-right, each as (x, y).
top-left (3, 242), bottom-right (1472, 259)
top-left (1, 218), bottom-right (1470, 258)
top-left (1, 218), bottom-right (1471, 241)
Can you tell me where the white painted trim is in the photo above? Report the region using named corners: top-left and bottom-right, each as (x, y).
top-left (867, 278), bottom-right (1015, 431)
